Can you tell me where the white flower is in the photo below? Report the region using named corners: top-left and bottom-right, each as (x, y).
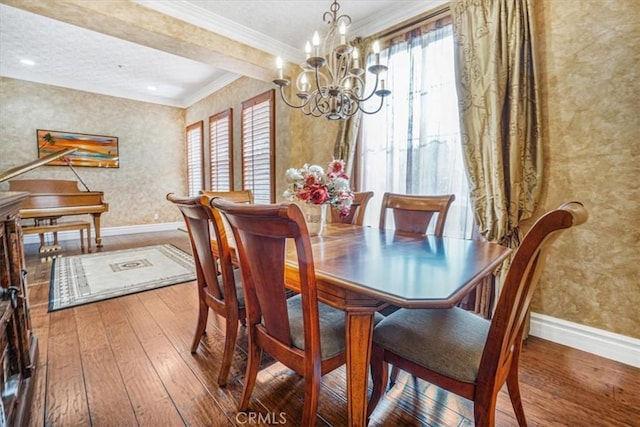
top-left (308, 164), bottom-right (325, 175)
top-left (332, 177), bottom-right (350, 191)
top-left (282, 189), bottom-right (296, 201)
top-left (285, 168), bottom-right (303, 182)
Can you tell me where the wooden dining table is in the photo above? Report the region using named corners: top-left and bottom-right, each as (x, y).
top-left (283, 223), bottom-right (511, 427)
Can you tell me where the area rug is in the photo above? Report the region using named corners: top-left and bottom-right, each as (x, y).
top-left (49, 244), bottom-right (195, 312)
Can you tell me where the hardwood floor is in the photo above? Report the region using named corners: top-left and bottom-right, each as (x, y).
top-left (25, 230), bottom-right (639, 426)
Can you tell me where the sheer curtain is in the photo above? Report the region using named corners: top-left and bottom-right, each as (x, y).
top-left (359, 23), bottom-right (474, 238)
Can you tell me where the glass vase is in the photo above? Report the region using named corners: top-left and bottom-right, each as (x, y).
top-left (295, 202), bottom-right (326, 236)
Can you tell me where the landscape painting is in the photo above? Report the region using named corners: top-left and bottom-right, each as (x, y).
top-left (37, 129), bottom-right (119, 168)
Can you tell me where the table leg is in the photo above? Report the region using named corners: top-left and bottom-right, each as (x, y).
top-left (345, 310), bottom-right (376, 427)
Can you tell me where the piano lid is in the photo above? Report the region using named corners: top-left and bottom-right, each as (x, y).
top-left (0, 148), bottom-right (77, 183)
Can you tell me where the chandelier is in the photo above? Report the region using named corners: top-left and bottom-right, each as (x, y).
top-left (273, 0), bottom-right (390, 120)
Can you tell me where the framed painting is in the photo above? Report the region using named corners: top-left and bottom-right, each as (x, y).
top-left (37, 129), bottom-right (119, 168)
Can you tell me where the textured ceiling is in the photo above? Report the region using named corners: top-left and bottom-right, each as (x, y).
top-left (0, 0), bottom-right (447, 108)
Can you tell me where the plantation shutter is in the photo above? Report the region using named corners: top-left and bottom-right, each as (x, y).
top-left (209, 109), bottom-right (233, 191)
top-left (186, 121), bottom-right (204, 197)
top-left (241, 90), bottom-right (275, 204)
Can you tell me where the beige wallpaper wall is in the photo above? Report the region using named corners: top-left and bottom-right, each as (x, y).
top-left (186, 76), bottom-right (340, 202)
top-left (528, 0), bottom-right (639, 338)
top-left (0, 77), bottom-right (186, 227)
top-left (186, 77), bottom-right (289, 200)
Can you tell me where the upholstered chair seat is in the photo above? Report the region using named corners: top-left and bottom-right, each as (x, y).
top-left (373, 307), bottom-right (489, 383)
top-left (218, 268), bottom-right (244, 306)
top-left (288, 295), bottom-right (383, 359)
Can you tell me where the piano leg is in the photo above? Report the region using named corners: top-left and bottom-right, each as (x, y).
top-left (91, 213), bottom-right (103, 247)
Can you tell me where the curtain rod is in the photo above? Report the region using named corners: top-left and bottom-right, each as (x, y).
top-left (374, 5), bottom-right (451, 40)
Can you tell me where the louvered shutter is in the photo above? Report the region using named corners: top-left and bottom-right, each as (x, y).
top-left (241, 90), bottom-right (275, 204)
top-left (209, 109), bottom-right (233, 191)
top-left (186, 121), bottom-right (204, 197)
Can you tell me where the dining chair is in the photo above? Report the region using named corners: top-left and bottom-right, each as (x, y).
top-left (379, 192), bottom-right (455, 235)
top-left (166, 193), bottom-right (245, 386)
top-left (209, 199), bottom-right (351, 425)
top-left (330, 190), bottom-right (374, 226)
top-left (377, 192), bottom-right (456, 327)
top-left (200, 189), bottom-right (254, 204)
top-left (367, 201), bottom-right (588, 426)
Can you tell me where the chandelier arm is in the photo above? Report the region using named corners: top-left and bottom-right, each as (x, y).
top-left (277, 86), bottom-right (312, 109)
top-left (339, 74), bottom-right (365, 99)
top-left (357, 73), bottom-right (383, 102)
top-left (357, 95), bottom-right (386, 115)
top-left (335, 54), bottom-right (349, 85)
top-left (310, 92), bottom-right (329, 117)
top-left (313, 68), bottom-right (331, 99)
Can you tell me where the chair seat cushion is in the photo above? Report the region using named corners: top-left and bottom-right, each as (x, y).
top-left (287, 295), bottom-right (383, 360)
top-left (373, 307), bottom-right (490, 383)
top-left (217, 267), bottom-right (244, 307)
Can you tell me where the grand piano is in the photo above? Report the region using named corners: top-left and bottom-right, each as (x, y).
top-left (0, 148), bottom-right (108, 249)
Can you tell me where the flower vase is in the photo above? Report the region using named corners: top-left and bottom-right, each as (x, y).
top-left (295, 202), bottom-right (326, 236)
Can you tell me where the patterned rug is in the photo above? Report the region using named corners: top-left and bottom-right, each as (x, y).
top-left (49, 244), bottom-right (195, 312)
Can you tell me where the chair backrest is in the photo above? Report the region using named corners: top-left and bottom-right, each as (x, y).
top-left (200, 190), bottom-right (254, 204)
top-left (210, 199), bottom-right (324, 364)
top-left (330, 191), bottom-right (374, 226)
top-left (479, 202), bottom-right (588, 391)
top-left (378, 192), bottom-right (455, 236)
top-left (166, 193), bottom-right (239, 308)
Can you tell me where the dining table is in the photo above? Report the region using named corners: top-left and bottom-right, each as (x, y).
top-left (283, 223), bottom-right (511, 427)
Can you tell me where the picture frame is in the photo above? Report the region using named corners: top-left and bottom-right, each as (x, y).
top-left (37, 129), bottom-right (119, 168)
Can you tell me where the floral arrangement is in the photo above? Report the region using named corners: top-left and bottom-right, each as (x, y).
top-left (284, 159), bottom-right (354, 217)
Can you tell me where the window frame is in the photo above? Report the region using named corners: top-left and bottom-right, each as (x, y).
top-left (240, 89), bottom-right (275, 204)
top-left (185, 120), bottom-right (204, 197)
top-left (208, 108), bottom-right (234, 191)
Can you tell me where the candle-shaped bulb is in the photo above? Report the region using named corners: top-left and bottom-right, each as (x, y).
top-left (339, 22), bottom-right (346, 44)
top-left (305, 41), bottom-right (311, 59)
top-left (372, 40), bottom-right (380, 65)
top-left (276, 56), bottom-right (283, 79)
top-left (312, 31), bottom-right (320, 56)
top-left (299, 73), bottom-right (310, 92)
top-left (352, 47), bottom-right (359, 68)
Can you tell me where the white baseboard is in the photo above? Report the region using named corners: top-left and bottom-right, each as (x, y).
top-left (22, 222), bottom-right (185, 245)
top-left (529, 312), bottom-right (640, 368)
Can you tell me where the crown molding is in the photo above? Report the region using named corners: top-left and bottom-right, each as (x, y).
top-left (133, 0), bottom-right (302, 62)
top-left (350, 0), bottom-right (449, 39)
top-left (181, 72), bottom-right (242, 107)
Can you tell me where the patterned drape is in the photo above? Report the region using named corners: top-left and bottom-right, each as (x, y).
top-left (333, 37), bottom-right (368, 178)
top-left (451, 0), bottom-right (543, 250)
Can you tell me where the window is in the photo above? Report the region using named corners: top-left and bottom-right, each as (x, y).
top-left (209, 109), bottom-right (233, 191)
top-left (241, 90), bottom-right (275, 204)
top-left (186, 121), bottom-right (204, 197)
top-left (359, 19), bottom-right (474, 238)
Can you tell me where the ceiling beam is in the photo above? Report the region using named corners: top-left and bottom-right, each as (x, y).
top-left (2, 0), bottom-right (276, 83)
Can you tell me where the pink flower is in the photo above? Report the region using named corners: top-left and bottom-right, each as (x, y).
top-left (310, 187), bottom-right (330, 204)
top-left (327, 158), bottom-right (349, 179)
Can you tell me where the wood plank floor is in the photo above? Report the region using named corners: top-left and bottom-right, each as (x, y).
top-left (25, 230), bottom-right (639, 426)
